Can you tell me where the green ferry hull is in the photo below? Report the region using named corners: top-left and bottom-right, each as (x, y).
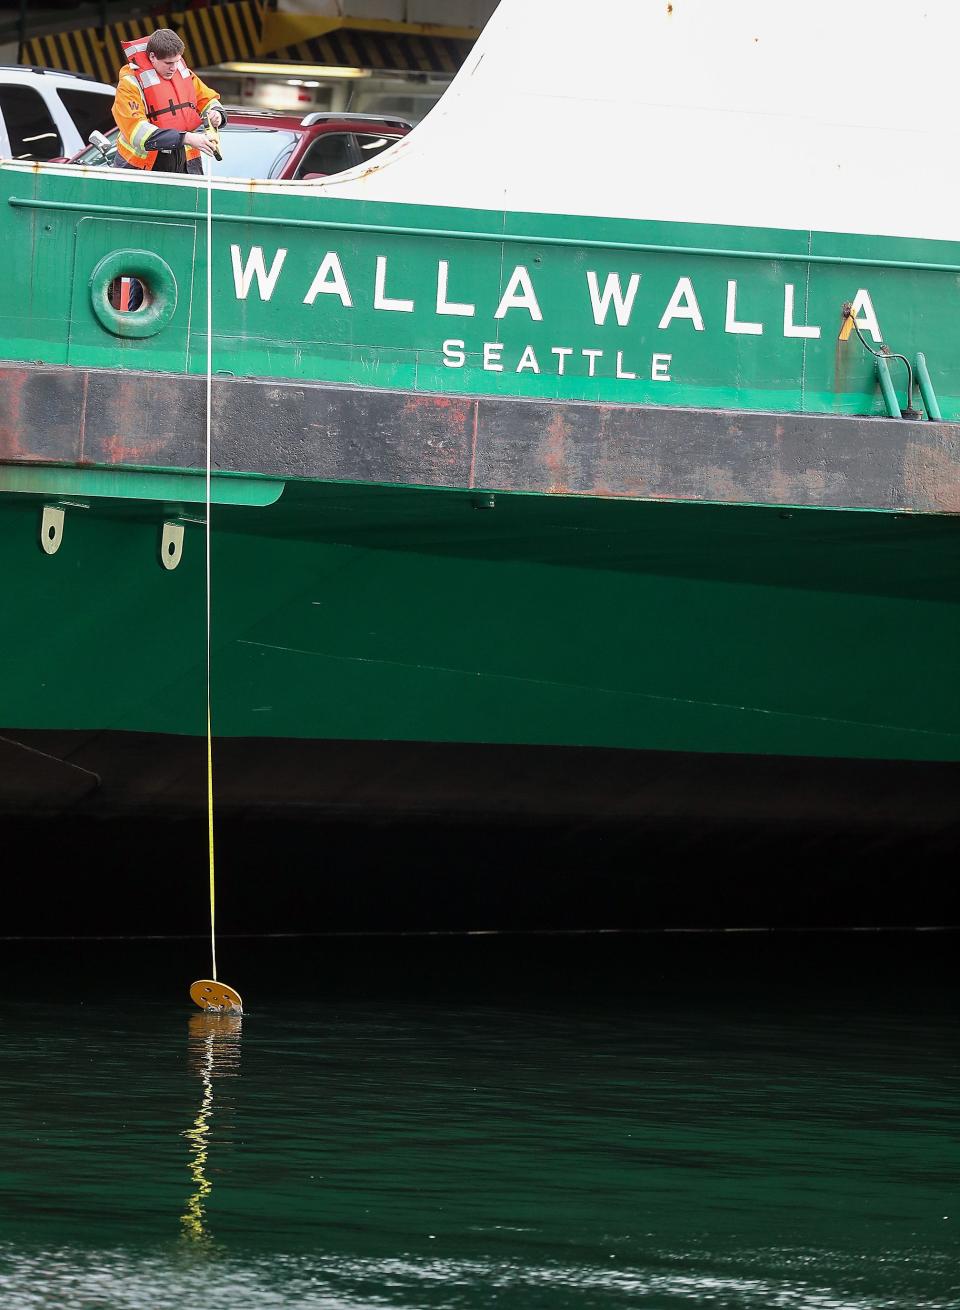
top-left (1, 151), bottom-right (958, 812)
top-left (3, 465), bottom-right (958, 935)
top-left (3, 0), bottom-right (960, 931)
top-left (2, 475), bottom-right (957, 763)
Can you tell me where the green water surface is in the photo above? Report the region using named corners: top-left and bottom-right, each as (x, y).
top-left (0, 937), bottom-right (957, 1308)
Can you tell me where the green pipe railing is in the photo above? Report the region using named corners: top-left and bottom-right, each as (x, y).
top-left (875, 355), bottom-right (901, 418)
top-left (915, 352), bottom-right (942, 421)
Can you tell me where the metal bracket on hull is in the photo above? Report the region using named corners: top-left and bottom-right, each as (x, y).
top-left (160, 522), bottom-right (184, 570)
top-left (39, 505), bottom-right (64, 555)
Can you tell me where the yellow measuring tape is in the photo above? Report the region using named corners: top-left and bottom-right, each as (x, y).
top-left (207, 704), bottom-right (216, 980)
top-left (190, 145), bottom-right (242, 1015)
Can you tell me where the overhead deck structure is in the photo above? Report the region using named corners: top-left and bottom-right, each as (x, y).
top-left (16, 1), bottom-right (479, 82)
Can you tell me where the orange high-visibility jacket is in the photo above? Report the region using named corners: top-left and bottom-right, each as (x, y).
top-left (113, 47), bottom-right (223, 170)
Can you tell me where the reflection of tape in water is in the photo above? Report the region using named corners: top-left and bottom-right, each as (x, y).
top-left (181, 1013), bottom-right (243, 1242)
top-left (181, 1050), bottom-right (213, 1243)
top-left (188, 1011), bottom-right (243, 1077)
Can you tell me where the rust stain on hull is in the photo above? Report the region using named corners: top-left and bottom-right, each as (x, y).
top-left (100, 434), bottom-right (169, 464)
top-left (902, 438), bottom-right (960, 513)
top-left (540, 408), bottom-right (574, 494)
top-left (0, 368), bottom-right (30, 461)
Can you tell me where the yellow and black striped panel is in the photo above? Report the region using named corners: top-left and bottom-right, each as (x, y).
top-left (181, 2), bottom-right (266, 72)
top-left (19, 16), bottom-right (156, 84)
top-left (273, 29), bottom-right (475, 76)
top-left (19, 1), bottom-right (266, 84)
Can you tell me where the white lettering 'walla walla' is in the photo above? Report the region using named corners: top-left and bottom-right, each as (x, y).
top-left (229, 246), bottom-right (883, 344)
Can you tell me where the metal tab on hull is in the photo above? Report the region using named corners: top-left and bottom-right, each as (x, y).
top-left (160, 521), bottom-right (185, 570)
top-left (39, 506), bottom-right (64, 555)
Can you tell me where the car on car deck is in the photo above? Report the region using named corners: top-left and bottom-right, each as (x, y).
top-left (0, 66), bottom-right (115, 160)
top-left (67, 108), bottom-right (411, 179)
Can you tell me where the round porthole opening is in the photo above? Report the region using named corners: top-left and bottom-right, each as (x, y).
top-left (90, 249), bottom-right (178, 338)
top-left (107, 275), bottom-right (148, 313)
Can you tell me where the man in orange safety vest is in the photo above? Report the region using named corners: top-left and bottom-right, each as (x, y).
top-left (112, 28), bottom-right (226, 174)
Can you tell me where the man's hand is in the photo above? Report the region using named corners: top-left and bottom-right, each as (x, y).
top-left (184, 131), bottom-right (215, 156)
top-left (206, 110), bottom-right (223, 129)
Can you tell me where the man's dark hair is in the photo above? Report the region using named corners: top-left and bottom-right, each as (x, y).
top-left (146, 29), bottom-right (185, 59)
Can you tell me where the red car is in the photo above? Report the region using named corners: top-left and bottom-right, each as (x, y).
top-left (68, 107), bottom-right (411, 179)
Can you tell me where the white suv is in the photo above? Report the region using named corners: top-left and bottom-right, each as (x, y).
top-left (0, 66), bottom-right (115, 161)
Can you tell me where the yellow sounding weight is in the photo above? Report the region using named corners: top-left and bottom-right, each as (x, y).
top-left (191, 142), bottom-right (242, 1015)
